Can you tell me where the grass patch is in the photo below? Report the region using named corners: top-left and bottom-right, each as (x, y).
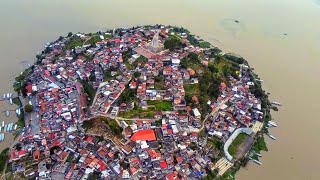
top-left (147, 100), bottom-right (172, 111)
top-left (119, 107), bottom-right (155, 119)
top-left (64, 37), bottom-right (84, 50)
top-left (199, 41), bottom-right (211, 48)
top-left (184, 84), bottom-right (200, 96)
top-left (228, 133), bottom-right (248, 156)
top-left (84, 35), bottom-right (101, 46)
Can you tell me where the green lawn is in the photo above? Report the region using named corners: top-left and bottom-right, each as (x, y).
top-left (84, 35), bottom-right (101, 46)
top-left (147, 100), bottom-right (172, 111)
top-left (184, 84), bottom-right (200, 96)
top-left (64, 38), bottom-right (84, 50)
top-left (118, 107), bottom-right (155, 119)
top-left (228, 133), bottom-right (248, 156)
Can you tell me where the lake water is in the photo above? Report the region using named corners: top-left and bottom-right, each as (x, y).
top-left (0, 0), bottom-right (319, 179)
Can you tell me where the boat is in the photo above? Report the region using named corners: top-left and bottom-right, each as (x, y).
top-left (268, 121), bottom-right (277, 127)
top-left (9, 98), bottom-right (13, 105)
top-left (267, 133), bottom-right (276, 140)
top-left (14, 124), bottom-right (17, 130)
top-left (6, 93), bottom-right (10, 99)
top-left (255, 152), bottom-right (262, 157)
top-left (252, 159), bottom-right (262, 165)
top-left (16, 109), bottom-right (21, 116)
top-left (2, 94), bottom-right (6, 100)
top-left (3, 125), bottom-right (7, 132)
top-left (271, 101), bottom-right (282, 106)
top-left (0, 126), bottom-right (2, 132)
top-left (5, 110), bottom-right (9, 117)
top-left (1, 121), bottom-right (4, 127)
top-left (9, 93), bottom-right (12, 98)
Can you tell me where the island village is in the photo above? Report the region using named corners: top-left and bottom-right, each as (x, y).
top-left (0, 25), bottom-right (277, 180)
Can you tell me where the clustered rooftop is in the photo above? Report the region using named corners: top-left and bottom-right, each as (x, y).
top-left (9, 25), bottom-right (263, 179)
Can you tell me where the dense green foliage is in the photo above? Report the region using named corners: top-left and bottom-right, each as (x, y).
top-left (80, 80), bottom-right (96, 105)
top-left (118, 86), bottom-right (136, 103)
top-left (24, 104), bottom-right (33, 113)
top-left (199, 41), bottom-right (211, 48)
top-left (12, 97), bottom-right (25, 128)
top-left (164, 35), bottom-right (182, 51)
top-left (0, 148), bottom-right (9, 172)
top-left (252, 136), bottom-right (268, 153)
top-left (64, 37), bottom-right (83, 50)
top-left (104, 119), bottom-right (123, 136)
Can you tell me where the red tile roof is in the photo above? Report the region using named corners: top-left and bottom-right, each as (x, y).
top-left (130, 129), bottom-right (156, 141)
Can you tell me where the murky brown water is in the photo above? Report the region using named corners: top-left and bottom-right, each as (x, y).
top-left (0, 0), bottom-right (320, 179)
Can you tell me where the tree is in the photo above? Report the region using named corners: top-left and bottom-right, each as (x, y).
top-left (24, 104), bottom-right (33, 113)
top-left (67, 32), bottom-right (73, 37)
top-left (133, 71), bottom-right (141, 78)
top-left (164, 35), bottom-right (182, 51)
top-left (89, 73), bottom-right (96, 81)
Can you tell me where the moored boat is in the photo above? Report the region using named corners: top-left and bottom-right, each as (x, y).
top-left (9, 98), bottom-right (13, 105)
top-left (9, 93), bottom-right (12, 98)
top-left (1, 121), bottom-right (4, 127)
top-left (6, 93), bottom-right (10, 99)
top-left (267, 133), bottom-right (276, 140)
top-left (268, 121), bottom-right (277, 127)
top-left (5, 110), bottom-right (9, 117)
top-left (271, 101), bottom-right (282, 106)
top-left (252, 159), bottom-right (262, 165)
top-left (2, 94), bottom-right (6, 100)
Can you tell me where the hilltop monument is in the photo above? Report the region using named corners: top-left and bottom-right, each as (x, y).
top-left (145, 30), bottom-right (164, 53)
